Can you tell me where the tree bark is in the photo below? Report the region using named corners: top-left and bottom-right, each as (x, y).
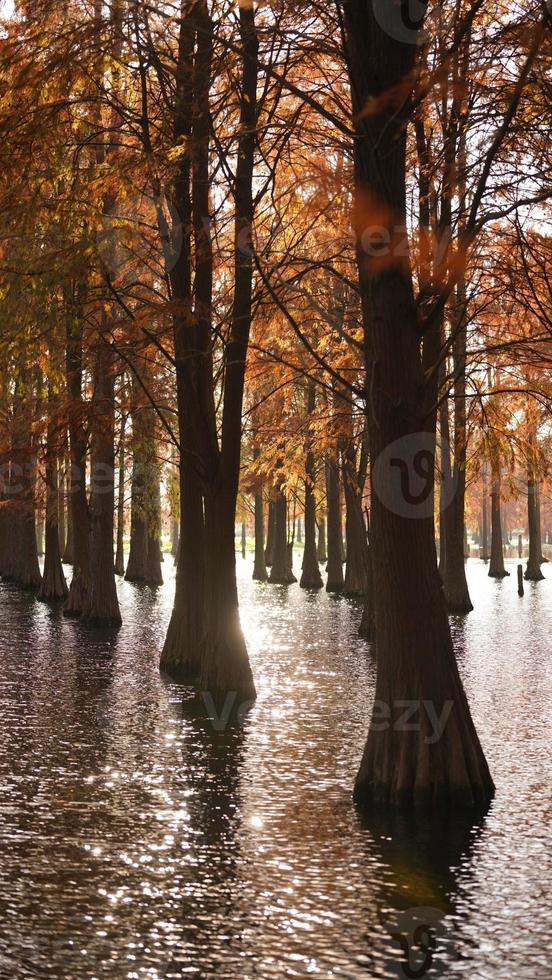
top-left (525, 429), bottom-right (544, 580)
top-left (7, 381), bottom-right (42, 590)
top-left (342, 441), bottom-right (368, 597)
top-left (114, 411), bottom-right (126, 576)
top-left (64, 287), bottom-right (91, 617)
top-left (488, 449), bottom-right (509, 578)
top-left (81, 342), bottom-right (121, 626)
top-left (326, 452), bottom-right (344, 592)
top-left (316, 515), bottom-right (327, 562)
top-left (38, 388), bottom-right (68, 603)
top-left (343, 0), bottom-right (493, 809)
top-left (161, 1), bottom-right (256, 703)
top-left (300, 385), bottom-right (323, 589)
top-left (269, 485), bottom-right (297, 584)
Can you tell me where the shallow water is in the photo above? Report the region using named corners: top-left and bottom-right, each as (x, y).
top-left (0, 556), bottom-right (550, 979)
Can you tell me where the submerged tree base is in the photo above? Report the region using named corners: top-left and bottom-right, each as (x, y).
top-left (161, 606), bottom-right (256, 706)
top-left (488, 567), bottom-right (510, 579)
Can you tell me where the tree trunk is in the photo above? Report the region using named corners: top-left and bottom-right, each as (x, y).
top-left (161, 1), bottom-right (256, 704)
top-left (488, 450), bottom-right (509, 579)
top-left (481, 468), bottom-right (489, 561)
top-left (170, 517), bottom-right (179, 559)
top-left (81, 343), bottom-right (121, 626)
top-left (316, 515), bottom-right (327, 563)
top-left (64, 289), bottom-right (91, 618)
top-left (342, 444), bottom-right (368, 597)
top-left (145, 472), bottom-right (163, 587)
top-left (38, 390), bottom-right (68, 603)
top-left (36, 502), bottom-right (45, 558)
top-left (343, 0), bottom-right (493, 809)
top-left (359, 510), bottom-right (375, 641)
top-left (125, 383), bottom-right (149, 583)
top-left (8, 384), bottom-right (42, 590)
top-left (269, 486), bottom-right (297, 584)
top-left (326, 453), bottom-right (344, 592)
top-left (114, 411), bottom-right (126, 576)
top-left (252, 446), bottom-right (267, 582)
top-left (301, 388), bottom-right (323, 590)
top-left (62, 465), bottom-right (74, 566)
top-left (265, 499), bottom-right (275, 566)
top-left (525, 459), bottom-right (544, 581)
top-left (58, 458), bottom-right (66, 558)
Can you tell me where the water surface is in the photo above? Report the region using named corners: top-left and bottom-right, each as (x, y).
top-left (0, 557), bottom-right (550, 978)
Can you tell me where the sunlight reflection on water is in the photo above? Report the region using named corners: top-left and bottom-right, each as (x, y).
top-left (0, 555), bottom-right (550, 977)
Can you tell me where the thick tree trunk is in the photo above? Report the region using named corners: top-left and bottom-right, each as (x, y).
top-left (252, 463), bottom-right (267, 583)
top-left (8, 388), bottom-right (42, 590)
top-left (64, 291), bottom-right (91, 617)
top-left (114, 412), bottom-right (126, 576)
top-left (36, 503), bottom-right (45, 557)
top-left (62, 475), bottom-right (74, 566)
top-left (161, 467), bottom-right (206, 680)
top-left (170, 517), bottom-right (179, 559)
top-left (359, 510), bottom-right (375, 641)
top-left (343, 0), bottom-right (493, 809)
top-left (161, 1), bottom-right (256, 704)
top-left (300, 384), bottom-right (323, 590)
top-left (481, 469), bottom-right (489, 561)
top-left (326, 453), bottom-right (344, 592)
top-left (39, 388), bottom-right (68, 603)
top-left (58, 458), bottom-right (67, 558)
top-left (489, 451), bottom-right (509, 579)
top-left (81, 344), bottom-right (121, 626)
top-left (316, 515), bottom-right (327, 563)
top-left (342, 444), bottom-right (368, 597)
top-left (526, 481), bottom-right (544, 580)
top-left (145, 473), bottom-right (163, 587)
top-left (125, 388), bottom-right (149, 583)
top-left (269, 487), bottom-right (297, 584)
top-left (265, 499), bottom-right (275, 566)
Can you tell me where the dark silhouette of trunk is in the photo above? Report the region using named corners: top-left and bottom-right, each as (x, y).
top-left (488, 449), bottom-right (509, 579)
top-left (342, 439), bottom-right (368, 597)
top-left (252, 444), bottom-right (267, 581)
top-left (161, 1), bottom-right (256, 702)
top-left (81, 343), bottom-right (121, 626)
top-left (359, 509), bottom-right (375, 641)
top-left (269, 486), bottom-right (297, 584)
top-left (343, 0), bottom-right (493, 809)
top-left (441, 285), bottom-right (473, 612)
top-left (536, 483), bottom-right (546, 562)
top-left (6, 381), bottom-right (41, 590)
top-left (296, 518), bottom-right (302, 544)
top-left (253, 491), bottom-right (267, 580)
top-left (300, 384), bottom-right (323, 589)
top-left (145, 472), bottom-right (163, 587)
top-left (481, 466), bottom-right (489, 561)
top-left (64, 288), bottom-right (91, 617)
top-left (114, 412), bottom-right (126, 576)
top-left (265, 499), bottom-right (275, 566)
top-left (125, 381), bottom-right (149, 583)
top-left (170, 518), bottom-right (179, 559)
top-left (316, 516), bottom-right (327, 562)
top-left (58, 458), bottom-right (66, 557)
top-left (36, 502), bottom-right (45, 557)
top-left (39, 387), bottom-right (68, 603)
top-left (326, 453), bottom-right (344, 592)
top-left (241, 521), bottom-right (247, 559)
top-left (62, 467), bottom-right (74, 566)
top-left (525, 428), bottom-right (544, 581)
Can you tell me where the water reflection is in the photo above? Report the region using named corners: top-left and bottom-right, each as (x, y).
top-left (0, 558), bottom-right (550, 977)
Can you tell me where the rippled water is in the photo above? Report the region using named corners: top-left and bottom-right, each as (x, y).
top-left (0, 555), bottom-right (550, 978)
